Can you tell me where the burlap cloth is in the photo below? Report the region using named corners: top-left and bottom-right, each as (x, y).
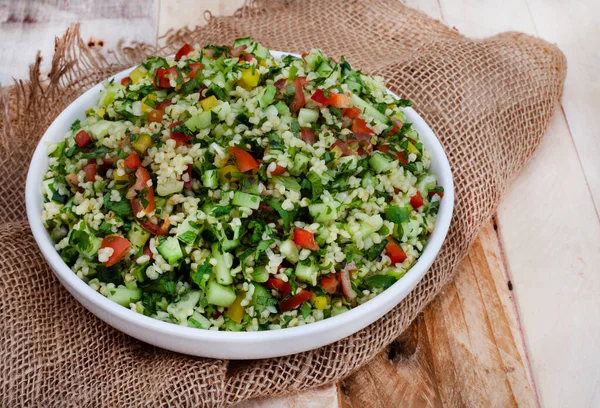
top-left (0, 0), bottom-right (566, 406)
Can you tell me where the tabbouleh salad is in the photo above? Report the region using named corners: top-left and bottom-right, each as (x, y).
top-left (41, 39), bottom-right (443, 331)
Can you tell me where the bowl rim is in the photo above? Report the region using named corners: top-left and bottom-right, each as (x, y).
top-left (25, 50), bottom-right (454, 348)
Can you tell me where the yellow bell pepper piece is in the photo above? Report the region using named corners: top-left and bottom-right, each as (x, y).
top-left (219, 164), bottom-right (240, 184)
top-left (225, 292), bottom-right (246, 323)
top-left (141, 94), bottom-right (157, 113)
top-left (129, 66), bottom-right (147, 84)
top-left (200, 95), bottom-right (219, 111)
top-left (407, 141), bottom-right (419, 155)
top-left (239, 68), bottom-right (260, 89)
top-left (113, 166), bottom-right (130, 188)
top-left (97, 107), bottom-right (106, 118)
top-left (312, 296), bottom-right (329, 310)
top-left (133, 133), bottom-right (152, 154)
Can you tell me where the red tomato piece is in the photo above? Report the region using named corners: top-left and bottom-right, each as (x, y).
top-left (289, 76), bottom-right (307, 113)
top-left (167, 66), bottom-right (179, 83)
top-left (269, 163), bottom-right (287, 177)
top-left (100, 236), bottom-right (131, 267)
top-left (293, 228), bottom-right (319, 250)
top-left (153, 68), bottom-right (171, 88)
top-left (183, 164), bottom-right (193, 190)
top-left (274, 79), bottom-right (287, 91)
top-left (352, 118), bottom-right (375, 136)
top-left (332, 139), bottom-right (359, 156)
top-left (83, 162), bottom-right (97, 182)
top-left (300, 128), bottom-right (316, 145)
top-left (75, 130), bottom-right (92, 148)
top-left (321, 275), bottom-right (339, 294)
top-left (310, 89), bottom-right (329, 105)
top-left (120, 76), bottom-right (131, 86)
top-left (279, 290), bottom-right (313, 312)
top-left (385, 237), bottom-right (407, 264)
top-left (169, 121), bottom-right (191, 143)
top-left (124, 152), bottom-right (142, 171)
top-left (397, 151), bottom-right (408, 164)
top-left (128, 167), bottom-right (156, 215)
top-left (148, 109), bottom-right (164, 123)
top-left (410, 191), bottom-right (424, 209)
top-left (156, 99), bottom-right (172, 112)
top-left (229, 44), bottom-right (247, 57)
top-left (429, 190), bottom-right (444, 198)
top-left (143, 242), bottom-right (153, 260)
top-left (343, 107), bottom-right (361, 119)
top-left (243, 53), bottom-right (254, 62)
top-left (187, 63), bottom-right (203, 79)
top-left (266, 278), bottom-right (292, 297)
top-left (175, 43), bottom-right (194, 60)
top-left (328, 92), bottom-right (350, 108)
top-left (138, 215), bottom-right (170, 236)
top-left (228, 146), bottom-right (259, 172)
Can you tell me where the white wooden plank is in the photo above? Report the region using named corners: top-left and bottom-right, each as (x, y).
top-left (0, 0), bottom-right (159, 83)
top-left (431, 0), bottom-right (600, 407)
top-left (524, 0), bottom-right (600, 218)
top-left (157, 0), bottom-right (246, 35)
top-left (233, 385), bottom-right (339, 408)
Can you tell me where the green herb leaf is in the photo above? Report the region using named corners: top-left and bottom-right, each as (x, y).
top-left (212, 205), bottom-right (233, 217)
top-left (300, 301), bottom-right (312, 319)
top-left (384, 206), bottom-right (410, 224)
top-left (70, 119), bottom-right (82, 132)
top-left (364, 274), bottom-right (397, 289)
top-left (366, 240), bottom-right (388, 261)
top-left (265, 200), bottom-right (291, 231)
top-left (104, 192), bottom-right (133, 217)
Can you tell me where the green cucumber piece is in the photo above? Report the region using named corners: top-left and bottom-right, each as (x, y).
top-left (251, 266), bottom-right (269, 283)
top-left (298, 108), bottom-right (319, 127)
top-left (295, 262), bottom-right (318, 286)
top-left (279, 240), bottom-right (300, 263)
top-left (233, 37), bottom-right (252, 48)
top-left (232, 191), bottom-right (261, 210)
top-left (211, 242), bottom-right (233, 285)
top-left (252, 283), bottom-right (276, 315)
top-left (185, 111), bottom-right (212, 131)
top-left (188, 311), bottom-right (211, 329)
top-left (274, 100), bottom-right (290, 115)
top-left (350, 93), bottom-right (390, 124)
top-left (168, 290), bottom-right (201, 323)
top-left (157, 236), bottom-right (183, 265)
top-left (272, 176), bottom-right (301, 192)
top-left (416, 173), bottom-right (437, 196)
top-left (289, 153), bottom-right (311, 176)
top-left (205, 280), bottom-right (236, 307)
top-left (258, 84), bottom-right (277, 108)
top-left (107, 285), bottom-right (142, 307)
top-left (128, 222), bottom-right (151, 248)
top-left (201, 169), bottom-right (218, 189)
top-left (369, 152), bottom-right (394, 174)
top-left (308, 201), bottom-right (341, 223)
top-left (176, 218), bottom-right (200, 246)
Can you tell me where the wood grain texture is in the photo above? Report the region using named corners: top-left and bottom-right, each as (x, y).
top-left (340, 223), bottom-right (536, 408)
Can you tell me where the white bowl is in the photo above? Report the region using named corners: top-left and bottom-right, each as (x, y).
top-left (26, 51), bottom-right (454, 359)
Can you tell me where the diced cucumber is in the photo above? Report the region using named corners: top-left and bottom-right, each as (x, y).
top-left (308, 201), bottom-right (341, 223)
top-left (272, 176), bottom-right (301, 192)
top-left (69, 223), bottom-right (101, 260)
top-left (212, 101), bottom-right (231, 121)
top-left (264, 104), bottom-right (279, 118)
top-left (416, 173), bottom-right (437, 196)
top-left (361, 171), bottom-right (378, 188)
top-left (156, 180), bottom-right (184, 196)
top-left (233, 37), bottom-right (252, 48)
top-left (289, 153), bottom-right (311, 176)
top-left (221, 239), bottom-right (240, 252)
top-left (201, 169), bottom-right (218, 189)
top-left (369, 152), bottom-right (394, 174)
top-left (42, 178), bottom-right (56, 201)
top-left (251, 266), bottom-right (269, 283)
top-left (211, 242), bottom-right (233, 285)
top-left (107, 285), bottom-right (142, 307)
top-left (350, 93), bottom-right (390, 124)
top-left (280, 240), bottom-right (300, 263)
top-left (316, 60), bottom-right (333, 77)
top-left (205, 280), bottom-right (236, 307)
top-left (353, 214), bottom-right (384, 242)
top-left (247, 42), bottom-right (271, 59)
top-left (331, 305), bottom-right (349, 316)
top-left (185, 111), bottom-right (212, 131)
top-left (128, 222), bottom-right (151, 248)
top-left (157, 236), bottom-right (183, 265)
top-left (211, 71), bottom-right (226, 88)
top-left (295, 262), bottom-right (318, 286)
top-left (167, 290), bottom-right (201, 324)
top-left (298, 108), bottom-right (319, 127)
top-left (274, 100), bottom-right (290, 115)
top-left (188, 311), bottom-right (211, 329)
top-left (232, 191), bottom-right (261, 210)
top-left (99, 82), bottom-right (124, 107)
top-left (304, 49), bottom-right (325, 71)
top-left (258, 84), bottom-right (277, 108)
top-left (223, 319), bottom-right (244, 331)
top-left (89, 120), bottom-right (112, 138)
top-left (252, 283), bottom-right (276, 315)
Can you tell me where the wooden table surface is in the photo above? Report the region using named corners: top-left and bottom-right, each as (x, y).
top-left (2, 1), bottom-right (599, 407)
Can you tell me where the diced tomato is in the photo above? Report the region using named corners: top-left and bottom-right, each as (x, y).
top-left (75, 130), bottom-right (92, 148)
top-left (300, 128), bottom-right (316, 145)
top-left (385, 237), bottom-right (407, 264)
top-left (391, 117), bottom-right (403, 134)
top-left (289, 76), bottom-right (307, 113)
top-left (148, 109), bottom-right (163, 123)
top-left (169, 121), bottom-right (190, 143)
top-left (279, 290), bottom-right (313, 312)
top-left (175, 43), bottom-right (194, 60)
top-left (429, 190), bottom-right (444, 198)
top-left (138, 214), bottom-right (170, 236)
top-left (128, 167), bottom-right (155, 215)
top-left (293, 228), bottom-right (319, 250)
top-left (410, 191), bottom-right (424, 209)
top-left (339, 262), bottom-right (357, 300)
top-left (183, 164), bottom-right (193, 190)
top-left (124, 152), bottom-right (142, 172)
top-left (266, 278), bottom-right (292, 297)
top-left (187, 63), bottom-right (203, 79)
top-left (153, 68), bottom-right (170, 88)
top-left (243, 53), bottom-right (254, 62)
top-left (167, 66), bottom-right (179, 83)
top-left (310, 89), bottom-right (350, 108)
top-left (269, 163), bottom-right (287, 177)
top-left (321, 275), bottom-right (339, 294)
top-left (274, 79), bottom-right (287, 91)
top-left (397, 151), bottom-right (408, 164)
top-left (352, 118), bottom-right (375, 136)
top-left (311, 89), bottom-right (329, 105)
top-left (83, 162), bottom-right (97, 182)
top-left (376, 144), bottom-right (389, 153)
top-left (156, 99), bottom-right (172, 112)
top-left (228, 146), bottom-right (259, 172)
top-left (229, 44), bottom-right (247, 57)
top-left (100, 236), bottom-right (131, 267)
top-left (343, 107), bottom-right (361, 119)
top-left (120, 76), bottom-right (131, 86)
top-left (332, 139), bottom-right (359, 156)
